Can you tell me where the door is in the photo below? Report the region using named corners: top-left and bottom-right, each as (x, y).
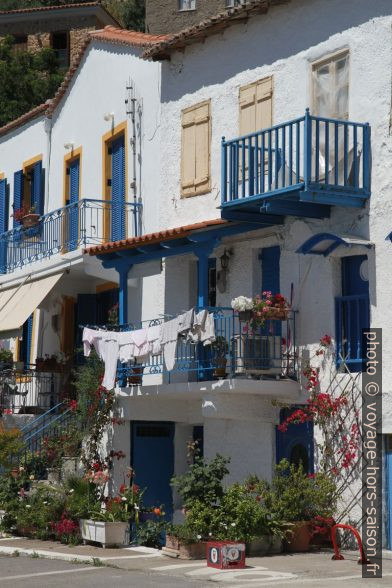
top-left (387, 436), bottom-right (392, 549)
top-left (110, 135), bottom-right (125, 242)
top-left (67, 158), bottom-right (80, 251)
top-left (276, 407), bottom-right (314, 474)
top-left (132, 422), bottom-right (174, 519)
top-left (340, 255), bottom-right (369, 368)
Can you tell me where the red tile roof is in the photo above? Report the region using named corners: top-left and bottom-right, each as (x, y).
top-left (85, 219), bottom-right (227, 256)
top-left (90, 26), bottom-right (169, 47)
top-left (0, 103), bottom-right (48, 138)
top-left (0, 26), bottom-right (168, 134)
top-left (143, 0), bottom-right (287, 60)
top-left (0, 2), bottom-right (114, 17)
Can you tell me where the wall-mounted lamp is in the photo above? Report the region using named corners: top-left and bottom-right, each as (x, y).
top-left (63, 142), bottom-right (74, 150)
top-left (103, 112), bottom-right (115, 122)
top-left (217, 248), bottom-right (233, 293)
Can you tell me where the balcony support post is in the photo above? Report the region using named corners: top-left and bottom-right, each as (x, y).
top-left (116, 263), bottom-right (131, 325)
top-left (304, 108), bottom-right (312, 191)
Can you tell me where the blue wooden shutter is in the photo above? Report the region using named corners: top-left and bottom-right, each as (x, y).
top-left (0, 179), bottom-right (8, 273)
top-left (31, 160), bottom-right (43, 215)
top-left (68, 158), bottom-right (80, 251)
top-left (261, 246), bottom-right (280, 293)
top-left (13, 170), bottom-right (24, 227)
top-left (21, 314), bottom-right (34, 368)
top-left (111, 135), bottom-right (125, 241)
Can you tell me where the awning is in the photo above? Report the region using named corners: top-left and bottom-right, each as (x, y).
top-left (0, 272), bottom-right (63, 339)
top-left (296, 233), bottom-right (373, 257)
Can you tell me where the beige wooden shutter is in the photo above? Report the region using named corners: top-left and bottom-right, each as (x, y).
top-left (239, 83), bottom-right (256, 136)
top-left (255, 76), bottom-right (273, 131)
top-left (181, 100), bottom-right (210, 197)
top-left (194, 101), bottom-right (210, 193)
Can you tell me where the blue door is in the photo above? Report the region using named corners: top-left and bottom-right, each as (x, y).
top-left (276, 407), bottom-right (314, 474)
top-left (67, 158), bottom-right (80, 251)
top-left (0, 178), bottom-right (8, 273)
top-left (340, 255), bottom-right (370, 369)
top-left (132, 422), bottom-right (174, 519)
top-left (387, 437), bottom-right (392, 549)
top-left (111, 135), bottom-right (125, 242)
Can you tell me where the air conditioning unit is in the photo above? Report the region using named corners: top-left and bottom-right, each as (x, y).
top-left (232, 334), bottom-right (282, 376)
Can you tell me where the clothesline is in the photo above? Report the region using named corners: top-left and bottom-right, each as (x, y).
top-left (82, 308), bottom-right (216, 390)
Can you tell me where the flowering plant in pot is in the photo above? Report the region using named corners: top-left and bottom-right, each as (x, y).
top-left (231, 296), bottom-right (253, 321)
top-left (211, 336), bottom-right (229, 378)
top-left (12, 204), bottom-right (40, 228)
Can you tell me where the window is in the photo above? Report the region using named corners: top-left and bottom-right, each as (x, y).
top-left (13, 156), bottom-right (43, 227)
top-left (312, 50), bottom-right (349, 119)
top-left (226, 0), bottom-right (246, 7)
top-left (51, 31), bottom-right (69, 68)
top-left (181, 100), bottom-right (211, 197)
top-left (179, 0), bottom-right (196, 10)
top-left (239, 77), bottom-right (273, 136)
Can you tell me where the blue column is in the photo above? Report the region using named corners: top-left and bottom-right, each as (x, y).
top-left (117, 264), bottom-right (130, 325)
top-left (196, 247), bottom-right (210, 308)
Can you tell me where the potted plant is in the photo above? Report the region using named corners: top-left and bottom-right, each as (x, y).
top-left (12, 204), bottom-right (40, 229)
top-left (41, 436), bottom-right (63, 484)
top-left (231, 296), bottom-right (253, 322)
top-left (61, 427), bottom-right (83, 481)
top-left (211, 336), bottom-right (229, 378)
top-left (127, 362), bottom-right (144, 386)
top-left (0, 347), bottom-right (13, 371)
top-left (263, 459), bottom-right (337, 552)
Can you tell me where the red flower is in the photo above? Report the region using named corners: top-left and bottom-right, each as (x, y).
top-left (69, 399), bottom-right (78, 411)
top-left (132, 484), bottom-right (139, 494)
top-left (153, 507), bottom-right (161, 516)
top-left (320, 334), bottom-right (332, 347)
top-left (119, 483), bottom-right (126, 494)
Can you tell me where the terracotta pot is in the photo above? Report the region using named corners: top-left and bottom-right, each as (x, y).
top-left (267, 307), bottom-right (289, 320)
top-left (286, 522), bottom-right (312, 552)
top-left (163, 535), bottom-right (206, 559)
top-left (21, 214), bottom-right (40, 228)
top-left (128, 366), bottom-right (144, 386)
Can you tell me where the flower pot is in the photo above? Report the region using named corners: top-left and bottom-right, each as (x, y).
top-left (128, 366), bottom-right (144, 386)
top-left (238, 310), bottom-right (253, 322)
top-left (21, 213), bottom-right (40, 228)
top-left (286, 522), bottom-right (311, 552)
top-left (79, 519), bottom-right (130, 548)
top-left (267, 307), bottom-right (289, 320)
top-left (47, 467), bottom-right (61, 485)
top-left (162, 534), bottom-right (206, 559)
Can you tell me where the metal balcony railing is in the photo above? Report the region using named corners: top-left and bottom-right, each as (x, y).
top-left (0, 367), bottom-right (64, 414)
top-left (0, 198), bottom-right (142, 274)
top-left (335, 294), bottom-right (370, 368)
top-left (221, 111), bottom-right (371, 207)
top-left (112, 307), bottom-right (297, 386)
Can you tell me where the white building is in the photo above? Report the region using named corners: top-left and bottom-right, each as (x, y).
top-left (0, 0), bottom-right (390, 546)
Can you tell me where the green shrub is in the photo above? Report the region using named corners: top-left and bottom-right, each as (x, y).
top-left (136, 519), bottom-right (167, 548)
top-left (0, 425), bottom-right (24, 469)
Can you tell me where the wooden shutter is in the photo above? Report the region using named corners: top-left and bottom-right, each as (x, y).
top-left (111, 135), bottom-right (126, 241)
top-left (13, 170), bottom-right (24, 227)
top-left (239, 77), bottom-right (273, 135)
top-left (31, 160), bottom-right (43, 215)
top-left (181, 101), bottom-right (210, 197)
top-left (68, 158), bottom-right (80, 251)
top-left (261, 245), bottom-right (280, 294)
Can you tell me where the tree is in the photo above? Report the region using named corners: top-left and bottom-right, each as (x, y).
top-left (0, 36), bottom-right (64, 127)
top-left (103, 0), bottom-right (145, 31)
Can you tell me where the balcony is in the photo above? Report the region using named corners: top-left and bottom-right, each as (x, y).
top-left (0, 367), bottom-right (65, 414)
top-left (115, 307), bottom-right (297, 386)
top-left (221, 111), bottom-right (371, 221)
top-left (0, 198), bottom-right (141, 274)
top-left (335, 294), bottom-right (369, 371)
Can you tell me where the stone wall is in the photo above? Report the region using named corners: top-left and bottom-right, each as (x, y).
top-left (145, 0), bottom-right (228, 34)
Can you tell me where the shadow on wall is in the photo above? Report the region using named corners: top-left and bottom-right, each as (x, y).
top-left (161, 0), bottom-right (392, 102)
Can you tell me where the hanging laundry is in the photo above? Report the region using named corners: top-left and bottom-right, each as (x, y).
top-left (147, 324), bottom-right (162, 356)
top-left (160, 316), bottom-right (180, 371)
top-left (177, 308), bottom-right (194, 337)
top-left (201, 312), bottom-right (216, 346)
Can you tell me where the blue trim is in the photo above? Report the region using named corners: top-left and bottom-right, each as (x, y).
top-left (296, 232), bottom-right (372, 256)
top-left (13, 170), bottom-right (24, 227)
top-left (111, 135), bottom-right (125, 241)
top-left (387, 440), bottom-right (392, 550)
top-left (68, 158), bottom-right (80, 251)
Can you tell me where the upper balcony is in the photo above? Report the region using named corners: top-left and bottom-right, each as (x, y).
top-left (221, 110), bottom-right (371, 222)
top-left (0, 198), bottom-right (141, 275)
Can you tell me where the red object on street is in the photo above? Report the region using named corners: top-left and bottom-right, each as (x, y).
top-left (206, 541), bottom-right (246, 569)
top-left (330, 524), bottom-right (370, 564)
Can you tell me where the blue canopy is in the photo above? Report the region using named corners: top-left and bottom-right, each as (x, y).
top-left (296, 232), bottom-right (372, 256)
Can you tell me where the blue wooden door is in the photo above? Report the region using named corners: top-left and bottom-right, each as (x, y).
top-left (276, 407), bottom-right (314, 474)
top-left (111, 135), bottom-right (125, 242)
top-left (341, 255), bottom-right (369, 369)
top-left (0, 178), bottom-right (8, 273)
top-left (132, 422), bottom-right (174, 519)
top-left (68, 158), bottom-right (80, 251)
top-left (387, 439), bottom-right (392, 549)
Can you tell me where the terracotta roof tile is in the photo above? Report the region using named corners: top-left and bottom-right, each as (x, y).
top-left (90, 26), bottom-right (169, 47)
top-left (0, 2), bottom-right (109, 16)
top-left (85, 219), bottom-right (227, 256)
top-left (0, 102), bottom-right (48, 138)
top-left (143, 0), bottom-right (287, 60)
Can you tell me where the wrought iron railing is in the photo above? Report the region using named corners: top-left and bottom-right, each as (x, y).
top-left (221, 110), bottom-right (371, 204)
top-left (335, 294), bottom-right (370, 368)
top-left (113, 307), bottom-right (297, 385)
top-left (0, 368), bottom-right (63, 414)
top-left (0, 198), bottom-right (142, 274)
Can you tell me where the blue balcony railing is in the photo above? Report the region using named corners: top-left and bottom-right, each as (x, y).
top-left (335, 294), bottom-right (370, 369)
top-left (221, 111), bottom-right (371, 210)
top-left (115, 307), bottom-right (297, 385)
top-left (0, 198), bottom-right (142, 274)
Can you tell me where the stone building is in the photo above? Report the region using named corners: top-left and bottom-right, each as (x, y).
top-left (145, 0), bottom-right (247, 34)
top-left (0, 1), bottom-right (120, 67)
